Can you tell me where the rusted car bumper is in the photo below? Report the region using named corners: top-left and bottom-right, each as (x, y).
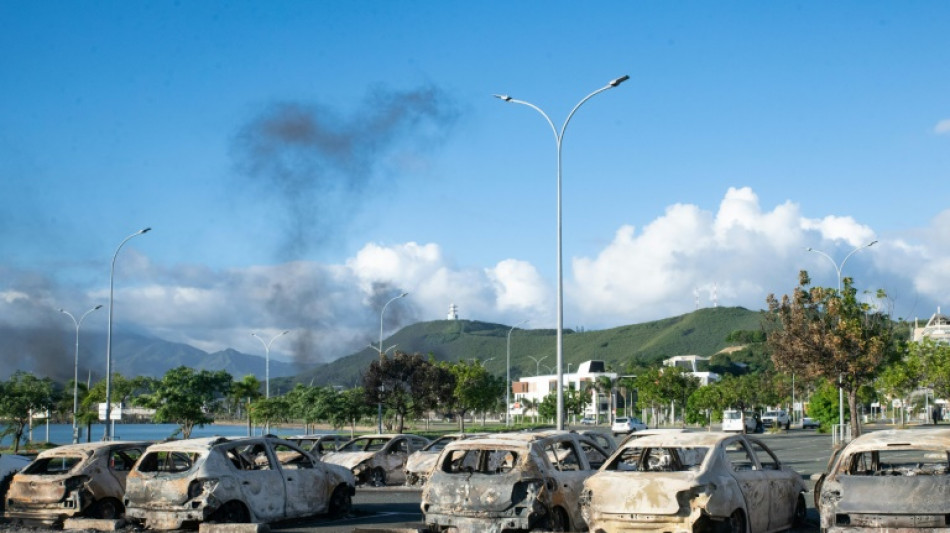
top-left (587, 510), bottom-right (708, 533)
top-left (125, 504), bottom-right (216, 530)
top-left (424, 511), bottom-right (534, 533)
top-left (3, 492), bottom-right (86, 525)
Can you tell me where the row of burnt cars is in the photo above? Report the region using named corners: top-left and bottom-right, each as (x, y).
top-left (2, 426), bottom-right (950, 532)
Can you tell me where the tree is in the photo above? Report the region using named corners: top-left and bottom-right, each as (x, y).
top-left (231, 375), bottom-right (262, 437)
top-left (363, 352), bottom-right (445, 434)
top-left (0, 372), bottom-right (57, 453)
top-left (330, 387), bottom-right (374, 437)
top-left (766, 271), bottom-right (897, 437)
top-left (633, 366), bottom-right (700, 426)
top-left (139, 367), bottom-right (233, 439)
top-left (445, 361), bottom-right (504, 432)
top-left (250, 396), bottom-right (291, 429)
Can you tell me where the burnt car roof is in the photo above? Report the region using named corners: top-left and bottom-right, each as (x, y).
top-left (836, 428), bottom-right (950, 451)
top-left (35, 441), bottom-right (150, 456)
top-left (614, 431), bottom-right (740, 449)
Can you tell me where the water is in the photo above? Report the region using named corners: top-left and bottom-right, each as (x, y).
top-left (1, 422), bottom-right (329, 448)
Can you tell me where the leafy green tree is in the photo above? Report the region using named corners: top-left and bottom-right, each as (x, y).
top-left (686, 384), bottom-right (727, 427)
top-left (766, 271), bottom-right (897, 437)
top-left (250, 395), bottom-right (291, 429)
top-left (807, 379), bottom-right (847, 430)
top-left (330, 387), bottom-right (374, 437)
top-left (231, 375), bottom-right (262, 437)
top-left (139, 367), bottom-right (233, 438)
top-left (445, 361), bottom-right (503, 432)
top-left (538, 392), bottom-right (557, 422)
top-left (364, 352), bottom-right (446, 433)
top-left (286, 384), bottom-right (339, 432)
top-left (0, 372), bottom-right (57, 453)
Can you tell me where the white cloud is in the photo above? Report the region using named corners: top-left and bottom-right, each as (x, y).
top-left (935, 119), bottom-right (950, 135)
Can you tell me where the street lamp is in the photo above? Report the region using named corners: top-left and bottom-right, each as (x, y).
top-left (60, 304), bottom-right (102, 444)
top-left (495, 75), bottom-right (629, 430)
top-left (376, 292), bottom-right (408, 434)
top-left (506, 320), bottom-right (527, 427)
top-left (806, 239), bottom-right (878, 443)
top-left (528, 355), bottom-right (548, 376)
top-left (251, 330), bottom-right (289, 398)
top-left (104, 227), bottom-right (150, 441)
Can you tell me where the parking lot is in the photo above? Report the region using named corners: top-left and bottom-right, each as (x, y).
top-left (0, 427), bottom-right (847, 533)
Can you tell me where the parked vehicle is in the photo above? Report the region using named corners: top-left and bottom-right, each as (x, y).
top-left (580, 417), bottom-right (597, 425)
top-left (405, 433), bottom-right (487, 487)
top-left (815, 428), bottom-right (950, 532)
top-left (0, 453), bottom-right (31, 515)
top-left (581, 431), bottom-right (807, 533)
top-left (421, 430), bottom-right (610, 532)
top-left (761, 410), bottom-right (791, 430)
top-left (284, 434), bottom-right (349, 456)
top-left (322, 433), bottom-right (430, 486)
top-left (802, 417), bottom-right (819, 429)
top-left (722, 409), bottom-right (759, 433)
top-left (123, 436), bottom-right (354, 530)
top-left (610, 417), bottom-right (647, 435)
top-left (3, 441), bottom-right (148, 525)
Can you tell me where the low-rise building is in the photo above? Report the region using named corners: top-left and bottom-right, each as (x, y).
top-left (510, 360), bottom-right (618, 419)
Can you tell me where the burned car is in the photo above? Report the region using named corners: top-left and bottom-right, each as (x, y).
top-left (0, 453), bottom-right (32, 515)
top-left (3, 441), bottom-right (147, 525)
top-left (816, 428), bottom-right (950, 532)
top-left (405, 433), bottom-right (487, 487)
top-left (284, 434), bottom-right (349, 456)
top-left (322, 433), bottom-right (429, 486)
top-left (123, 436), bottom-right (354, 529)
top-left (421, 430), bottom-right (610, 532)
top-left (581, 432), bottom-right (806, 533)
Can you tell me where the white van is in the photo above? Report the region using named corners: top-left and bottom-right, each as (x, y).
top-left (722, 409), bottom-right (757, 432)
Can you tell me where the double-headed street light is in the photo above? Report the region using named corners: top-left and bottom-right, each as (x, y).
top-left (527, 355), bottom-right (548, 377)
top-left (495, 75), bottom-right (629, 430)
top-left (376, 292), bottom-right (408, 434)
top-left (251, 330), bottom-right (289, 398)
top-left (806, 239), bottom-right (878, 443)
top-left (506, 320), bottom-right (528, 427)
top-left (104, 227), bottom-right (150, 441)
top-left (60, 304), bottom-right (102, 444)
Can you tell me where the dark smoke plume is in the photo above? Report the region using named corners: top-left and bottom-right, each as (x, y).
top-left (231, 84), bottom-right (459, 258)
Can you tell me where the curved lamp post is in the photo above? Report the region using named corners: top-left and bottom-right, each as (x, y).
top-left (376, 292), bottom-right (408, 433)
top-left (251, 330), bottom-right (289, 398)
top-left (495, 75), bottom-right (629, 430)
top-left (527, 355), bottom-right (548, 377)
top-left (60, 304), bottom-right (102, 444)
top-left (806, 239), bottom-right (878, 443)
top-left (506, 320), bottom-right (527, 427)
top-left (104, 227), bottom-right (150, 441)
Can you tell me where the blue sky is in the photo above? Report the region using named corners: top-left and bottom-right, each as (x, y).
top-left (2, 1), bottom-right (949, 367)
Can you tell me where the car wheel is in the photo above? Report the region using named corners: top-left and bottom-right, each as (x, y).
top-left (328, 484), bottom-right (352, 518)
top-left (793, 493), bottom-right (807, 527)
top-left (370, 467), bottom-right (387, 487)
top-left (88, 498), bottom-right (123, 520)
top-left (212, 501), bottom-right (250, 523)
top-left (726, 510), bottom-right (746, 533)
top-left (548, 506), bottom-right (570, 531)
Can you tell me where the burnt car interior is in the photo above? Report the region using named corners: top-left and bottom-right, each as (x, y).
top-left (341, 438), bottom-right (389, 452)
top-left (108, 450), bottom-right (142, 472)
top-left (545, 441), bottom-right (583, 471)
top-left (22, 455), bottom-right (84, 475)
top-left (843, 448), bottom-right (950, 476)
top-left (137, 451), bottom-right (199, 473)
top-left (605, 446), bottom-right (709, 472)
top-left (441, 449), bottom-right (517, 475)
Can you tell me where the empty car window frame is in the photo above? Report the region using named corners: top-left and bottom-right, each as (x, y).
top-left (604, 446), bottom-right (708, 472)
top-left (544, 440), bottom-right (583, 472)
top-left (110, 448), bottom-right (143, 472)
top-left (724, 439), bottom-right (758, 472)
top-left (272, 442), bottom-right (316, 470)
top-left (441, 448), bottom-right (518, 475)
top-left (137, 451), bottom-right (200, 473)
top-left (842, 448), bottom-right (950, 476)
top-left (22, 454), bottom-right (86, 475)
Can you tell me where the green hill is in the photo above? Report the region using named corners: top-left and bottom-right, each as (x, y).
top-left (284, 306), bottom-right (766, 388)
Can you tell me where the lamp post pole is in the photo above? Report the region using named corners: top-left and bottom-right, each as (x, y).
top-left (377, 292), bottom-right (408, 434)
top-left (495, 75), bottom-right (629, 430)
top-left (60, 304), bottom-right (102, 444)
top-left (528, 355), bottom-right (548, 377)
top-left (104, 227), bottom-right (150, 441)
top-left (506, 320), bottom-right (527, 427)
top-left (251, 330), bottom-right (289, 399)
top-left (807, 239), bottom-right (878, 443)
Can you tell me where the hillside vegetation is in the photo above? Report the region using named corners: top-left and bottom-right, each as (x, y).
top-left (287, 306), bottom-right (766, 388)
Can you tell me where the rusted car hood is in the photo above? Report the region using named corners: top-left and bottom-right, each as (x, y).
top-left (322, 451), bottom-right (374, 470)
top-left (585, 471), bottom-right (698, 515)
top-left (833, 476), bottom-right (950, 514)
top-left (406, 451), bottom-right (438, 474)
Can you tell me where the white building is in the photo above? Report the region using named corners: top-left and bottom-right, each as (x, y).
top-left (662, 355), bottom-right (720, 386)
top-left (913, 308), bottom-right (950, 343)
top-left (510, 360), bottom-right (618, 418)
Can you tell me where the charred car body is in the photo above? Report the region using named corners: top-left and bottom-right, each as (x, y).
top-left (405, 433), bottom-right (487, 487)
top-left (322, 433), bottom-right (429, 487)
top-left (284, 434), bottom-right (349, 457)
top-left (816, 428), bottom-right (950, 532)
top-left (421, 430), bottom-right (610, 532)
top-left (123, 436), bottom-right (354, 530)
top-left (581, 432), bottom-right (806, 533)
top-left (3, 441), bottom-right (147, 525)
